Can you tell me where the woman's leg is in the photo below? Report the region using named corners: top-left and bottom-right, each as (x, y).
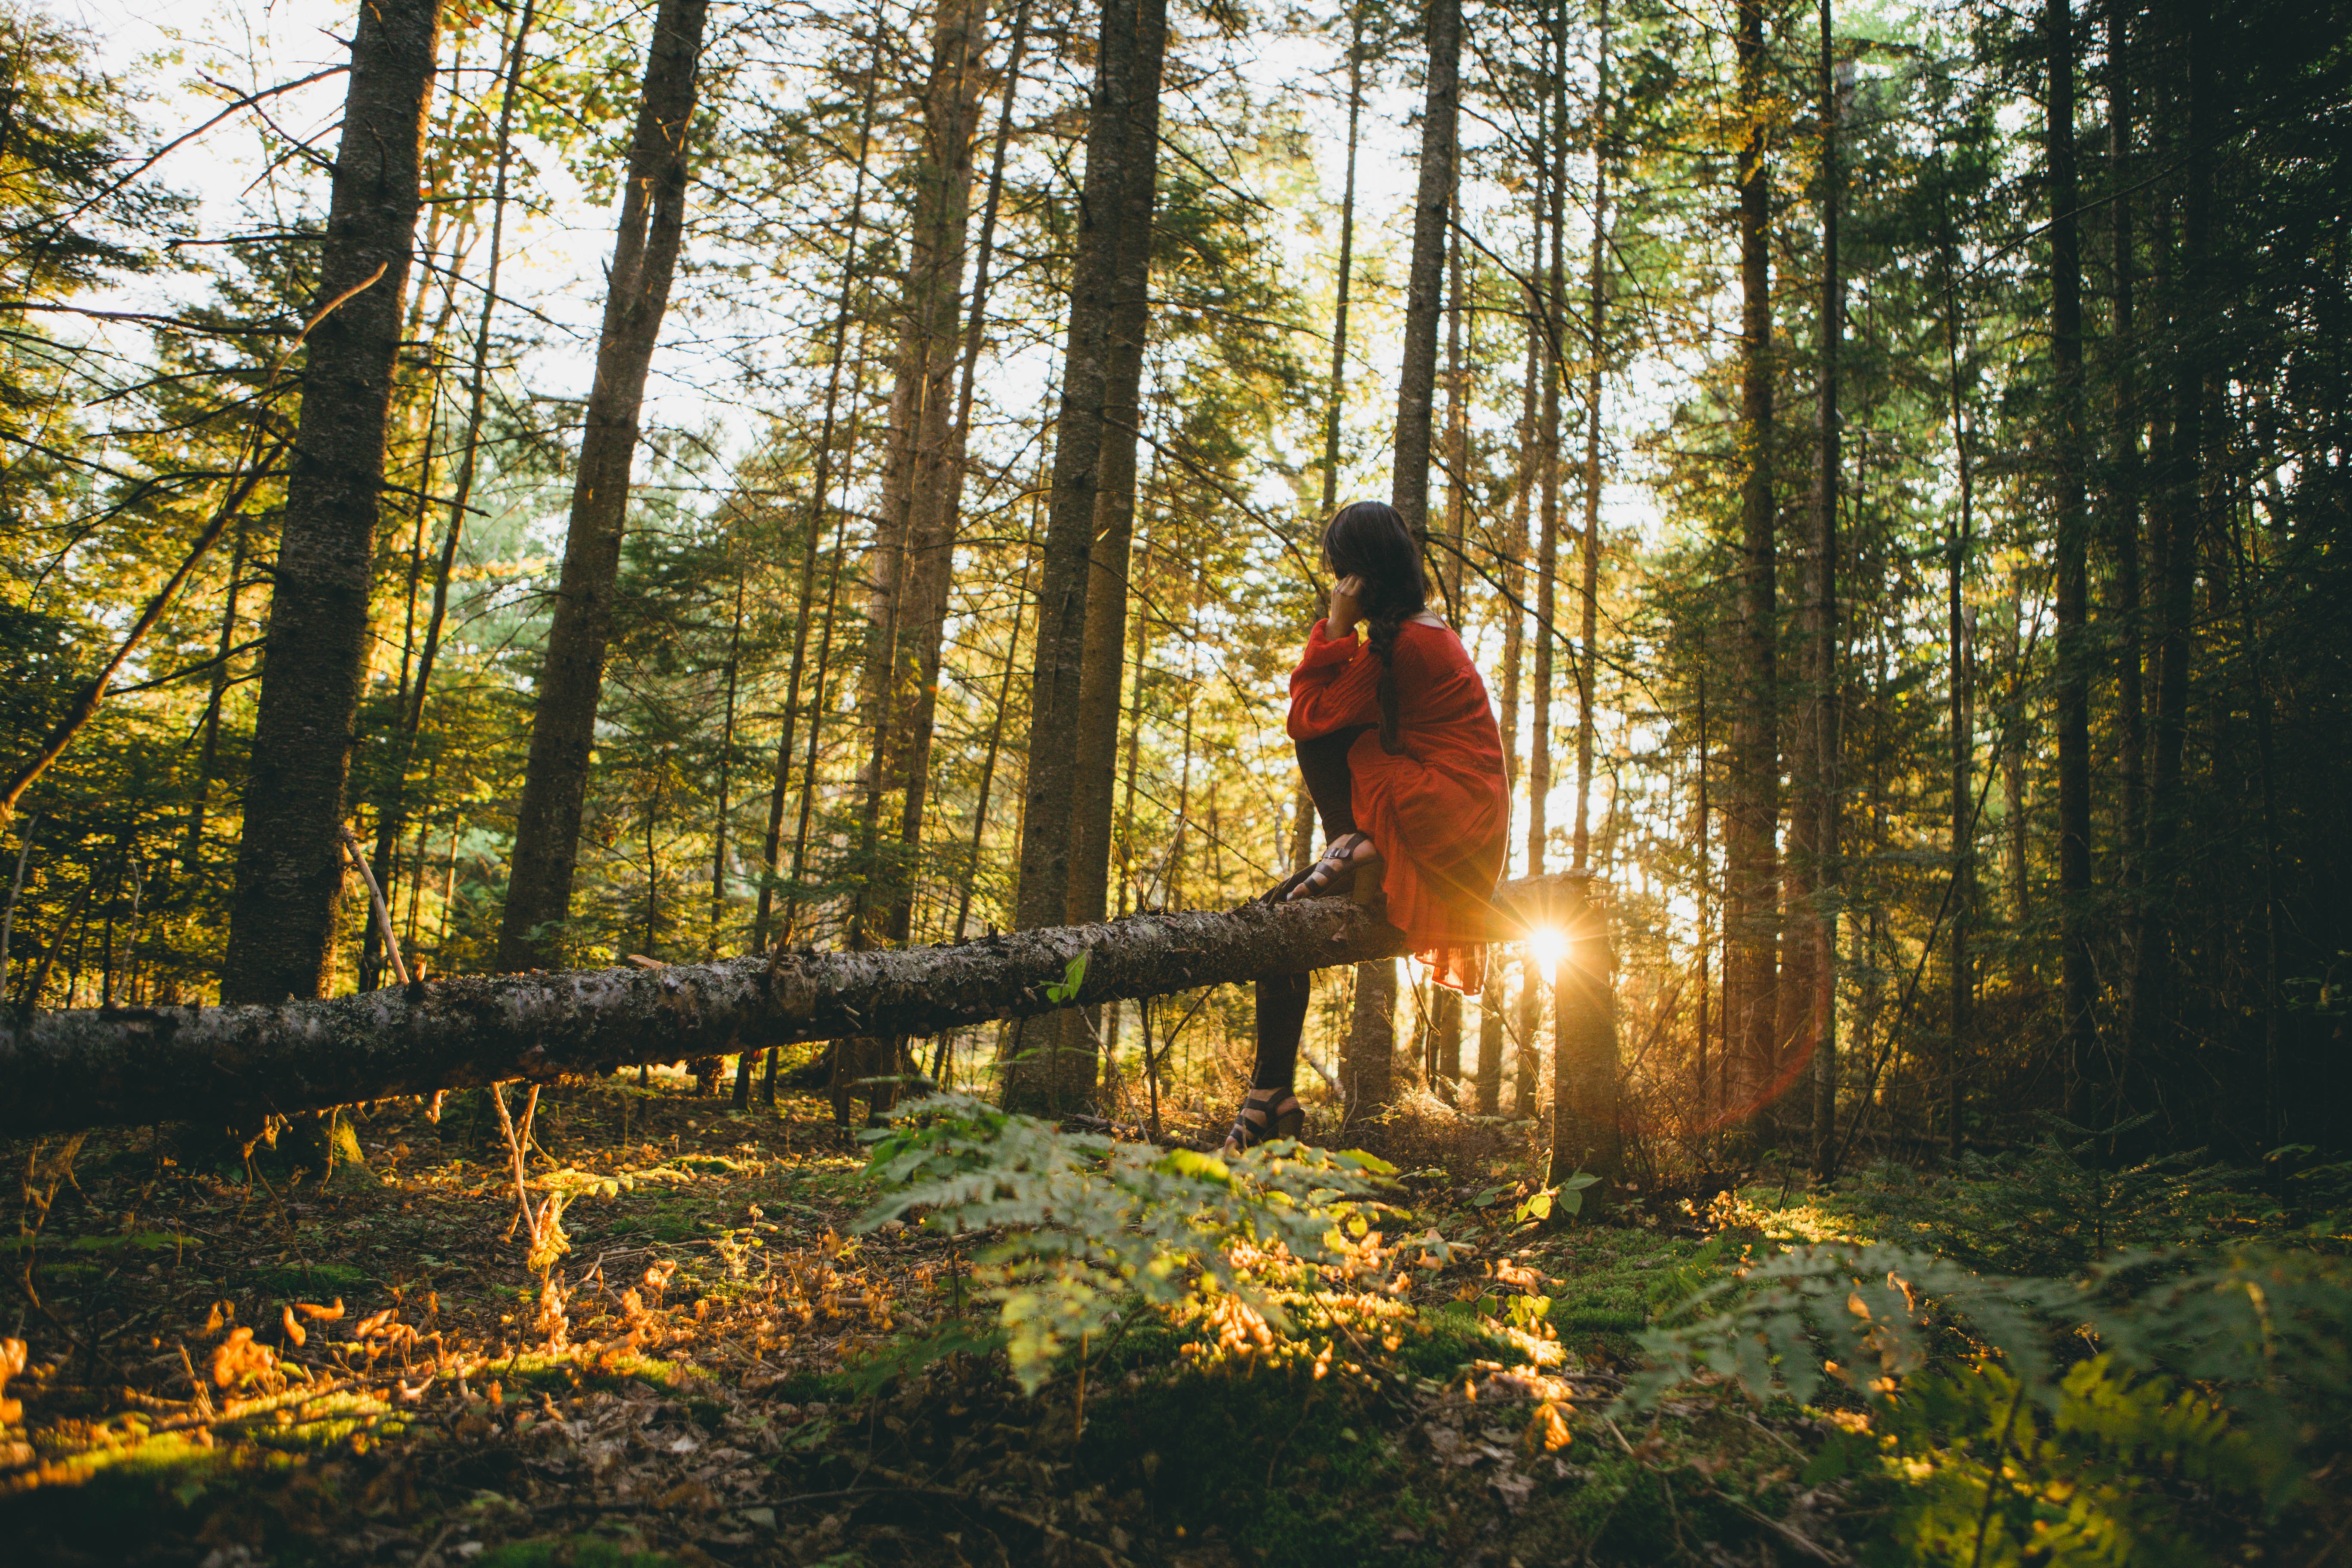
top-left (1228, 734), bottom-right (1368, 1148)
top-left (1294, 726), bottom-right (1367, 839)
top-left (1253, 970), bottom-right (1311, 1090)
top-left (1228, 968), bottom-right (1309, 1150)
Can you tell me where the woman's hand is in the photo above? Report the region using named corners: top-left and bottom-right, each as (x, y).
top-left (1326, 573), bottom-right (1366, 634)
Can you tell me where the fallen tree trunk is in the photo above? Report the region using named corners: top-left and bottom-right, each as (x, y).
top-left (0, 879), bottom-right (1574, 1137)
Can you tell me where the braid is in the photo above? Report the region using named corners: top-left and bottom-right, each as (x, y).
top-left (1364, 599), bottom-right (1410, 755)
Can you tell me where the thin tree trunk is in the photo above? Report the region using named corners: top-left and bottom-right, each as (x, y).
top-left (1298, 4), bottom-right (1363, 875)
top-left (1527, 36), bottom-right (1563, 891)
top-left (1356, 0), bottom-right (1459, 1128)
top-left (783, 328), bottom-right (877, 946)
top-left (1479, 228), bottom-right (1538, 1121)
top-left (753, 18), bottom-right (886, 953)
top-left (885, 0), bottom-right (1035, 951)
top-left (712, 567), bottom-right (745, 955)
top-left (1695, 670), bottom-right (1712, 1148)
top-left (865, 0), bottom-right (994, 949)
top-left (365, 1), bottom-right (535, 990)
top-left (951, 459), bottom-right (1044, 946)
top-left (1007, 0), bottom-right (1170, 1112)
top-left (1727, 0), bottom-right (1781, 1132)
top-left (180, 518), bottom-right (250, 872)
top-left (2125, 0), bottom-right (2208, 1117)
top-left (1066, 42), bottom-right (1168, 933)
top-left (405, 0), bottom-right (535, 750)
top-left (1555, 0), bottom-right (1621, 1187)
top-left (2105, 0), bottom-right (2145, 1064)
top-left (2047, 0), bottom-right (2095, 1118)
top-left (221, 0), bottom-right (444, 1003)
top-left (1805, 0), bottom-right (1842, 1179)
top-left (497, 0), bottom-right (710, 971)
top-left (1390, 0), bottom-right (1461, 534)
top-left (1572, 0), bottom-right (1609, 876)
top-left (1940, 210), bottom-right (1976, 1161)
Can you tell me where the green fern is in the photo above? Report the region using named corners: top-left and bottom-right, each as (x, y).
top-left (857, 1093), bottom-right (1393, 1390)
top-left (1633, 1241), bottom-right (2346, 1566)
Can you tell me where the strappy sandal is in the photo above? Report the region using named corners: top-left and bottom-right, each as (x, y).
top-left (1222, 1087), bottom-right (1305, 1154)
top-left (1287, 831), bottom-right (1382, 903)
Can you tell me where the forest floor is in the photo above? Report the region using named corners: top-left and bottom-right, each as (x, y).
top-left (0, 1068), bottom-right (2277, 1567)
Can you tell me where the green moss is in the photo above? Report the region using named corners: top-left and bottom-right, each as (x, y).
top-left (248, 1260), bottom-right (372, 1295)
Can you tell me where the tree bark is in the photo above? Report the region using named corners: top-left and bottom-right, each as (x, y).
top-left (1389, 0), bottom-right (1461, 533)
top-left (1552, 0), bottom-right (1617, 1180)
top-left (2104, 0), bottom-right (2145, 1071)
top-left (863, 0), bottom-right (993, 949)
top-left (2047, 0), bottom-right (2095, 1117)
top-left (1572, 0), bottom-right (1608, 876)
top-left (1804, 1), bottom-right (1842, 1180)
top-left (1725, 0), bottom-right (1781, 1132)
top-left (1007, 0), bottom-right (1170, 1113)
top-left (1065, 6), bottom-right (1166, 934)
top-left (753, 19), bottom-right (886, 953)
top-left (3, 874), bottom-right (1568, 1138)
top-left (496, 0), bottom-right (708, 972)
top-left (883, 0), bottom-right (1033, 952)
top-left (1547, 872), bottom-right (1617, 1184)
top-left (2124, 0), bottom-right (2207, 1117)
top-left (1939, 211), bottom-right (1977, 1161)
top-left (220, 0), bottom-right (444, 1004)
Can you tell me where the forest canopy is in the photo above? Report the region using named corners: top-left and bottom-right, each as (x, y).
top-left (1, 0), bottom-right (2341, 1165)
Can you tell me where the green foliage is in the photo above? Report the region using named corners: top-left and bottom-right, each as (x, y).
top-left (1838, 1115), bottom-right (2286, 1274)
top-left (1635, 1240), bottom-right (2352, 1565)
top-left (857, 1093), bottom-right (1393, 1390)
top-left (1866, 1358), bottom-right (2273, 1568)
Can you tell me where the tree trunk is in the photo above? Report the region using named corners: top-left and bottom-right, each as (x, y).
top-left (1352, 0), bottom-right (1460, 1127)
top-left (1725, 0), bottom-right (1781, 1133)
top-left (496, 0), bottom-right (709, 972)
top-left (1528, 31), bottom-right (1564, 889)
top-left (864, 0), bottom-right (993, 949)
top-left (1065, 7), bottom-right (1167, 934)
top-left (1390, 0), bottom-right (1461, 534)
top-left (2047, 0), bottom-right (2095, 1118)
top-left (1006, 0), bottom-right (1170, 1114)
top-left (220, 0), bottom-right (444, 1004)
top-left (1804, 0), bottom-right (1842, 1180)
top-left (2104, 0), bottom-right (2145, 1076)
top-left (2125, 0), bottom-right (2207, 1118)
top-left (1345, 957), bottom-right (1398, 1128)
top-left (0, 858), bottom-right (1569, 1140)
top-left (753, 22), bottom-right (886, 953)
top-left (1548, 873), bottom-right (1618, 1184)
top-left (1572, 0), bottom-right (1609, 876)
top-left (884, 0), bottom-right (1034, 952)
top-left (1940, 213), bottom-right (1977, 1161)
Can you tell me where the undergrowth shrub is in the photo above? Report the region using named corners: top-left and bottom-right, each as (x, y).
top-left (1634, 1240), bottom-right (2350, 1565)
top-left (855, 1093), bottom-right (1406, 1390)
top-left (1838, 1114), bottom-right (2326, 1275)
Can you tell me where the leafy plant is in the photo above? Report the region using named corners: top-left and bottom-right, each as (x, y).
top-left (1633, 1241), bottom-right (2350, 1566)
top-left (1839, 1115), bottom-right (2262, 1275)
top-left (857, 1093), bottom-right (1393, 1390)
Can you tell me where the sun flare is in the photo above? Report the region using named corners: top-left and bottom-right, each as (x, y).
top-left (1527, 925), bottom-right (1567, 984)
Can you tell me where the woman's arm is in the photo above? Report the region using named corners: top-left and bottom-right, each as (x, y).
top-left (1289, 620), bottom-right (1381, 737)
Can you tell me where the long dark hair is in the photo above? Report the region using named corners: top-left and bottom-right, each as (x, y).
top-left (1323, 500), bottom-right (1427, 753)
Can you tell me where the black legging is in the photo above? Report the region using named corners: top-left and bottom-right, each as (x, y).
top-left (1251, 727), bottom-right (1370, 1091)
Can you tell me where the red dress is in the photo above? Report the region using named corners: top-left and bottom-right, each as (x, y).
top-left (1289, 617), bottom-right (1508, 994)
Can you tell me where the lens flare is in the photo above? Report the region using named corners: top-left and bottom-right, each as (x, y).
top-left (1527, 925), bottom-right (1566, 984)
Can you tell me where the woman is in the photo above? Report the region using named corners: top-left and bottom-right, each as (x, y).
top-left (1225, 499), bottom-right (1510, 1151)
